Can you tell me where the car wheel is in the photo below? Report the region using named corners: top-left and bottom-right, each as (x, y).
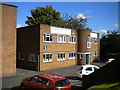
top-left (20, 84), bottom-right (26, 90)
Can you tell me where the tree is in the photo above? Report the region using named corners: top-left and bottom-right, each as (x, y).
top-left (100, 30), bottom-right (120, 60)
top-left (26, 5), bottom-right (61, 26)
top-left (26, 6), bottom-right (89, 30)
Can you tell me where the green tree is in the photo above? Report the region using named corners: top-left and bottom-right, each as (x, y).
top-left (100, 30), bottom-right (120, 60)
top-left (26, 5), bottom-right (89, 30)
top-left (26, 5), bottom-right (61, 26)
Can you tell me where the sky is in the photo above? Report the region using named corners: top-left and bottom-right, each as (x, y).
top-left (2, 2), bottom-right (119, 34)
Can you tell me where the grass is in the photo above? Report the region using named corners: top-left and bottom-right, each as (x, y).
top-left (89, 82), bottom-right (120, 90)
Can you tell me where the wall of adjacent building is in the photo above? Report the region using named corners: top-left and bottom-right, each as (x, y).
top-left (17, 25), bottom-right (40, 71)
top-left (1, 3), bottom-right (17, 77)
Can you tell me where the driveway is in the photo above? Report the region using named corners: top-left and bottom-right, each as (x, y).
top-left (2, 61), bottom-right (106, 89)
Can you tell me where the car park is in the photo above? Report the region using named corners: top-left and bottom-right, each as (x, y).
top-left (77, 65), bottom-right (100, 78)
top-left (20, 73), bottom-right (72, 90)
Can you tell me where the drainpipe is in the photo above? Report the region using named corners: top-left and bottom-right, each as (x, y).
top-left (38, 55), bottom-right (40, 72)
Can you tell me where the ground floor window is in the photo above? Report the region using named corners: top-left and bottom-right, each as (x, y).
top-left (57, 53), bottom-right (65, 61)
top-left (28, 53), bottom-right (37, 62)
top-left (69, 52), bottom-right (76, 59)
top-left (94, 51), bottom-right (98, 56)
top-left (18, 51), bottom-right (25, 60)
top-left (43, 54), bottom-right (52, 62)
top-left (79, 54), bottom-right (83, 59)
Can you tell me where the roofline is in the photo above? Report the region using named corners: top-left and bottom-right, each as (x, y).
top-left (0, 3), bottom-right (18, 8)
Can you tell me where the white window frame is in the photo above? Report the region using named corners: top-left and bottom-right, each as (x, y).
top-left (28, 53), bottom-right (36, 62)
top-left (69, 36), bottom-right (76, 43)
top-left (69, 52), bottom-right (76, 59)
top-left (94, 51), bottom-right (98, 56)
top-left (57, 53), bottom-right (66, 61)
top-left (18, 51), bottom-right (25, 60)
top-left (57, 35), bottom-right (66, 43)
top-left (43, 34), bottom-right (53, 42)
top-left (94, 38), bottom-right (98, 44)
top-left (79, 54), bottom-right (83, 59)
top-left (43, 53), bottom-right (53, 63)
top-left (87, 36), bottom-right (91, 48)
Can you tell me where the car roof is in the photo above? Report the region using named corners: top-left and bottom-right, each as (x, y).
top-left (37, 73), bottom-right (66, 82)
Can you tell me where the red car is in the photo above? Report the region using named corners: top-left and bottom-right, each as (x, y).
top-left (21, 73), bottom-right (72, 90)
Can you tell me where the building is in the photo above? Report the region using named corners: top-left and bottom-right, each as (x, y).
top-left (17, 24), bottom-right (100, 71)
top-left (0, 3), bottom-right (17, 77)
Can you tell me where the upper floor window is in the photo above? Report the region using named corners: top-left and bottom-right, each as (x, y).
top-left (18, 51), bottom-right (25, 60)
top-left (57, 35), bottom-right (66, 42)
top-left (43, 54), bottom-right (52, 62)
top-left (28, 53), bottom-right (37, 62)
top-left (69, 52), bottom-right (76, 59)
top-left (94, 38), bottom-right (98, 43)
top-left (57, 53), bottom-right (65, 61)
top-left (69, 36), bottom-right (76, 43)
top-left (87, 36), bottom-right (91, 48)
top-left (43, 34), bottom-right (52, 42)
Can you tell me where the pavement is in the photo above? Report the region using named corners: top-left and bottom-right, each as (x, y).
top-left (2, 61), bottom-right (106, 90)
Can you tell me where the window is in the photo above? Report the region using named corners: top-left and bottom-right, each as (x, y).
top-left (31, 77), bottom-right (49, 85)
top-left (28, 53), bottom-right (36, 62)
top-left (55, 79), bottom-right (70, 87)
top-left (43, 54), bottom-right (52, 62)
top-left (94, 38), bottom-right (98, 43)
top-left (57, 53), bottom-right (65, 61)
top-left (18, 52), bottom-right (25, 60)
top-left (69, 36), bottom-right (76, 43)
top-left (94, 51), bottom-right (98, 56)
top-left (43, 34), bottom-right (52, 42)
top-left (43, 46), bottom-right (47, 50)
top-left (69, 53), bottom-right (76, 59)
top-left (87, 36), bottom-right (91, 48)
top-left (85, 67), bottom-right (92, 71)
top-left (94, 67), bottom-right (98, 71)
top-left (57, 35), bottom-right (66, 42)
top-left (79, 54), bottom-right (83, 59)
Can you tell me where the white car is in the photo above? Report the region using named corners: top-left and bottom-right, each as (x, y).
top-left (77, 65), bottom-right (100, 78)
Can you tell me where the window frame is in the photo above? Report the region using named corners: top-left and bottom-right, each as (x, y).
top-left (18, 51), bottom-right (25, 60)
top-left (43, 34), bottom-right (53, 42)
top-left (69, 36), bottom-right (76, 43)
top-left (57, 53), bottom-right (66, 61)
top-left (43, 53), bottom-right (53, 63)
top-left (79, 54), bottom-right (83, 59)
top-left (28, 53), bottom-right (37, 62)
top-left (69, 52), bottom-right (76, 59)
top-left (87, 36), bottom-right (91, 48)
top-left (57, 35), bottom-right (66, 43)
top-left (94, 51), bottom-right (98, 57)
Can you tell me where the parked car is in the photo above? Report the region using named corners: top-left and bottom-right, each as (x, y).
top-left (21, 73), bottom-right (72, 90)
top-left (106, 58), bottom-right (115, 63)
top-left (77, 65), bottom-right (100, 78)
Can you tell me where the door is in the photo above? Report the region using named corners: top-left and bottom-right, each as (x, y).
top-left (86, 54), bottom-right (90, 64)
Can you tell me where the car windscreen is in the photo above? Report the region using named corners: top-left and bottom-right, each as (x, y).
top-left (78, 66), bottom-right (83, 70)
top-left (55, 79), bottom-right (70, 87)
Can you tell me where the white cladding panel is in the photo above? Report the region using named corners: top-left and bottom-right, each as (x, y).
top-left (51, 26), bottom-right (71, 35)
top-left (90, 33), bottom-right (98, 38)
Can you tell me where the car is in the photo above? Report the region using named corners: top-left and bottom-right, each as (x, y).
top-left (21, 73), bottom-right (72, 90)
top-left (106, 58), bottom-right (115, 63)
top-left (77, 65), bottom-right (100, 78)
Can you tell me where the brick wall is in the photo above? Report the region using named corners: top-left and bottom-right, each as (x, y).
top-left (1, 4), bottom-right (17, 77)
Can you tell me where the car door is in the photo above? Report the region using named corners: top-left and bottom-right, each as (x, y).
top-left (84, 67), bottom-right (93, 75)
